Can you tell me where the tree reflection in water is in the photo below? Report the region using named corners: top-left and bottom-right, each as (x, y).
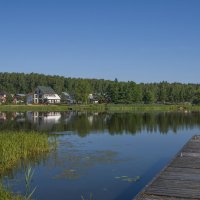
top-left (1, 111), bottom-right (200, 135)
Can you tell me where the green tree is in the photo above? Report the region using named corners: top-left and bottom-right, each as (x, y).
top-left (6, 94), bottom-right (13, 104)
top-left (192, 89), bottom-right (200, 105)
top-left (74, 80), bottom-right (91, 104)
top-left (158, 82), bottom-right (168, 103)
top-left (143, 89), bottom-right (155, 104)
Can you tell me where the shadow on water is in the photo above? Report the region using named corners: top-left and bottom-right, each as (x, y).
top-left (114, 157), bottom-right (170, 200)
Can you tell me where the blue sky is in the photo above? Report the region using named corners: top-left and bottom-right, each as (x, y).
top-left (0, 0), bottom-right (200, 83)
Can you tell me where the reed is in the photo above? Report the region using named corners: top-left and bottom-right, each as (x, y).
top-left (0, 131), bottom-right (56, 199)
top-left (0, 131), bottom-right (54, 175)
top-left (81, 193), bottom-right (93, 200)
top-left (0, 183), bottom-right (25, 200)
top-left (24, 165), bottom-right (36, 200)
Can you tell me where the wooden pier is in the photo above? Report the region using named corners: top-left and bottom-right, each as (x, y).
top-left (134, 135), bottom-right (200, 200)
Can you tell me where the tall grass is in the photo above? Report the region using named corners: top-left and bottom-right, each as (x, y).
top-left (0, 183), bottom-right (25, 200)
top-left (0, 131), bottom-right (54, 175)
top-left (24, 166), bottom-right (36, 200)
top-left (0, 131), bottom-right (56, 199)
top-left (81, 193), bottom-right (93, 200)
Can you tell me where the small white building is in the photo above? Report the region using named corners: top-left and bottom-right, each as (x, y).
top-left (88, 93), bottom-right (99, 104)
top-left (27, 86), bottom-right (61, 104)
top-left (0, 92), bottom-right (7, 104)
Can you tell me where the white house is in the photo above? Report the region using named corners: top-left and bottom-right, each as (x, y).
top-left (27, 86), bottom-right (61, 104)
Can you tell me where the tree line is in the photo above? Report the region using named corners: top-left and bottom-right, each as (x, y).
top-left (0, 72), bottom-right (200, 104)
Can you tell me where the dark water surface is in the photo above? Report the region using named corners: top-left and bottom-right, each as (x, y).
top-left (1, 111), bottom-right (200, 200)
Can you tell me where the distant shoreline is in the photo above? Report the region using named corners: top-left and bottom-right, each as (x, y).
top-left (0, 104), bottom-right (200, 112)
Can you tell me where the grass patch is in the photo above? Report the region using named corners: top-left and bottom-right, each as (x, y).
top-left (0, 131), bottom-right (56, 199)
top-left (1, 104), bottom-right (200, 112)
top-left (0, 183), bottom-right (25, 200)
top-left (67, 103), bottom-right (200, 112)
top-left (0, 105), bottom-right (68, 112)
top-left (0, 131), bottom-right (54, 175)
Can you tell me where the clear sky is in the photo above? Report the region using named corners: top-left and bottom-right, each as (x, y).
top-left (0, 0), bottom-right (200, 83)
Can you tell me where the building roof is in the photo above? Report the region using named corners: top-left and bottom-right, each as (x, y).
top-left (45, 94), bottom-right (61, 100)
top-left (0, 92), bottom-right (7, 95)
top-left (37, 86), bottom-right (56, 94)
top-left (62, 92), bottom-right (70, 96)
top-left (61, 92), bottom-right (73, 100)
top-left (16, 94), bottom-right (26, 97)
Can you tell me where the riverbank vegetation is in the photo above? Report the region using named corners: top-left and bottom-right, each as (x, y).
top-left (0, 131), bottom-right (56, 199)
top-left (1, 72), bottom-right (200, 105)
top-left (0, 131), bottom-right (54, 175)
top-left (0, 183), bottom-right (25, 200)
top-left (0, 103), bottom-right (200, 112)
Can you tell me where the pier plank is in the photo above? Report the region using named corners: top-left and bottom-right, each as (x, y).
top-left (134, 135), bottom-right (200, 200)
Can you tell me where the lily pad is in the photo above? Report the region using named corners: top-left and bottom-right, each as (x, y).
top-left (114, 175), bottom-right (141, 183)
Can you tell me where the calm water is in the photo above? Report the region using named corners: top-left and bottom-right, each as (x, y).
top-left (1, 111), bottom-right (200, 200)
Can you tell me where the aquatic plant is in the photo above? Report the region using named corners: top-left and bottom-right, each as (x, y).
top-left (24, 166), bottom-right (36, 200)
top-left (81, 193), bottom-right (93, 200)
top-left (0, 183), bottom-right (25, 200)
top-left (0, 131), bottom-right (54, 175)
top-left (0, 130), bottom-right (56, 200)
top-left (114, 175), bottom-right (141, 183)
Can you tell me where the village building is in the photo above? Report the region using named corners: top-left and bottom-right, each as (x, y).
top-left (88, 93), bottom-right (99, 104)
top-left (0, 92), bottom-right (7, 104)
top-left (60, 92), bottom-right (75, 104)
top-left (27, 86), bottom-right (61, 104)
top-left (13, 94), bottom-right (26, 104)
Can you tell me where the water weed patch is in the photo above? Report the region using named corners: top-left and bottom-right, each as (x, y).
top-left (0, 131), bottom-right (53, 175)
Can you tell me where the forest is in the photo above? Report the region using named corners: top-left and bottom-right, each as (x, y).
top-left (0, 72), bottom-right (200, 104)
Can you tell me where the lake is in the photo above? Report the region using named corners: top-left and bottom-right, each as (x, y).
top-left (1, 111), bottom-right (200, 200)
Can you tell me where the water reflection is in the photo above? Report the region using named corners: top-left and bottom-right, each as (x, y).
top-left (1, 111), bottom-right (200, 135)
top-left (2, 111), bottom-right (200, 200)
top-left (0, 112), bottom-right (6, 121)
top-left (27, 111), bottom-right (62, 130)
top-left (1, 150), bottom-right (50, 179)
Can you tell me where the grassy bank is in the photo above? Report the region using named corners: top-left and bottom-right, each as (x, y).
top-left (0, 183), bottom-right (25, 200)
top-left (0, 104), bottom-right (200, 112)
top-left (0, 131), bottom-right (55, 199)
top-left (0, 131), bottom-right (53, 175)
top-left (0, 105), bottom-right (68, 112)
